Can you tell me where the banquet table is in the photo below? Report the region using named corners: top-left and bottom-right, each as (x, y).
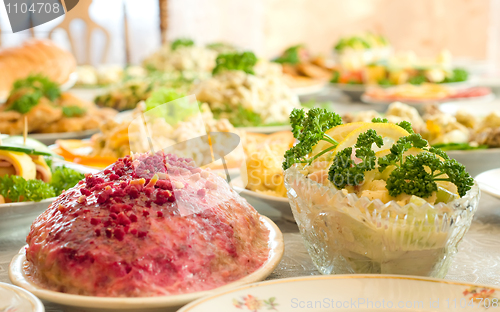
top-left (1, 192), bottom-right (499, 312)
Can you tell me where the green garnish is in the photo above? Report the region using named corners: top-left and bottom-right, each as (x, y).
top-left (0, 175), bottom-right (55, 202)
top-left (171, 38), bottom-right (194, 50)
top-left (377, 133), bottom-right (429, 172)
top-left (7, 75), bottom-right (61, 114)
top-left (62, 106), bottom-right (87, 117)
top-left (372, 117), bottom-right (388, 123)
top-left (443, 68), bottom-right (468, 83)
top-left (282, 108), bottom-right (342, 170)
top-left (274, 45), bottom-right (303, 65)
top-left (330, 70), bottom-right (340, 83)
top-left (212, 51), bottom-right (258, 76)
top-left (431, 142), bottom-right (488, 151)
top-left (50, 166), bottom-right (85, 195)
top-left (408, 74), bottom-right (426, 85)
top-left (386, 152), bottom-right (473, 198)
top-left (329, 129), bottom-right (383, 188)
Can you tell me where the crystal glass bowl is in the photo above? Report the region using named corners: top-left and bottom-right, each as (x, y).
top-left (284, 166), bottom-right (480, 278)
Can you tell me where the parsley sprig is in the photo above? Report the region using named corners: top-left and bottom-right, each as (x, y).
top-left (282, 108), bottom-right (342, 170)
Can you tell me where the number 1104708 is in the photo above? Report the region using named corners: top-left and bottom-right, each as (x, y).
top-left (6, 2), bottom-right (61, 14)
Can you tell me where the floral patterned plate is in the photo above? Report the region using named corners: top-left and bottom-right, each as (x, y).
top-left (179, 275), bottom-right (500, 312)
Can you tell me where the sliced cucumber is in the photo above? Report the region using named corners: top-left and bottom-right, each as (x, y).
top-left (1, 136), bottom-right (62, 158)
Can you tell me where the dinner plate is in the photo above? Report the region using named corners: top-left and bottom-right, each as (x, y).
top-left (361, 92), bottom-right (495, 106)
top-left (9, 216), bottom-right (284, 312)
top-left (439, 99), bottom-right (500, 116)
top-left (231, 176), bottom-right (293, 222)
top-left (476, 168), bottom-right (500, 199)
top-left (59, 71), bottom-right (78, 92)
top-left (0, 282), bottom-right (44, 312)
top-left (179, 275), bottom-right (500, 312)
top-left (28, 129), bottom-right (99, 146)
top-left (237, 125), bottom-right (291, 134)
top-left (446, 148), bottom-right (500, 177)
top-left (291, 82), bottom-right (328, 96)
top-left (331, 81), bottom-right (473, 101)
top-left (0, 161), bottom-right (98, 237)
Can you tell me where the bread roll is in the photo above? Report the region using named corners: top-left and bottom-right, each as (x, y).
top-left (0, 39), bottom-right (76, 97)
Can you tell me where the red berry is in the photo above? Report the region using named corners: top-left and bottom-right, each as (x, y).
top-left (129, 214), bottom-right (138, 222)
top-left (90, 218), bottom-right (101, 225)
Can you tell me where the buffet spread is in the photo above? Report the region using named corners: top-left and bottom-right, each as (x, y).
top-left (0, 30), bottom-right (500, 312)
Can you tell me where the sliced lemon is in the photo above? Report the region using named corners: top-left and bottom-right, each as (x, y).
top-left (334, 123), bottom-right (410, 155)
top-left (311, 122), bottom-right (368, 157)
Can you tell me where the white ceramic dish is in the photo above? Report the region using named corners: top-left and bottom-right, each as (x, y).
top-left (476, 168), bottom-right (500, 199)
top-left (179, 275), bottom-right (500, 312)
top-left (440, 99), bottom-right (500, 116)
top-left (237, 125), bottom-right (291, 134)
top-left (291, 82), bottom-right (328, 96)
top-left (446, 148), bottom-right (500, 177)
top-left (9, 216), bottom-right (284, 312)
top-left (0, 281), bottom-right (44, 312)
top-left (59, 72), bottom-right (78, 92)
top-left (0, 161), bottom-right (98, 236)
top-left (28, 129), bottom-right (99, 146)
top-left (331, 80), bottom-right (473, 101)
top-left (361, 92), bottom-right (495, 106)
top-left (231, 177), bottom-right (293, 221)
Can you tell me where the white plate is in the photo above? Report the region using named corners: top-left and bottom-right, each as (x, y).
top-left (0, 282), bottom-right (44, 312)
top-left (476, 168), bottom-right (500, 199)
top-left (446, 148), bottom-right (500, 178)
top-left (440, 99), bottom-right (500, 116)
top-left (179, 275), bottom-right (500, 312)
top-left (361, 92), bottom-right (495, 106)
top-left (28, 129), bottom-right (99, 146)
top-left (237, 125), bottom-right (291, 134)
top-left (59, 72), bottom-right (78, 92)
top-left (9, 216), bottom-right (284, 312)
top-left (231, 177), bottom-right (293, 221)
top-left (291, 82), bottom-right (328, 96)
top-left (0, 161), bottom-right (98, 236)
top-left (331, 81), bottom-right (473, 101)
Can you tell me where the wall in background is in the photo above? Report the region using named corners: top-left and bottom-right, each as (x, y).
top-left (0, 0), bottom-right (498, 71)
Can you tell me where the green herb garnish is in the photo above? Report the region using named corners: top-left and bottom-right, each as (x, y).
top-left (0, 175), bottom-right (55, 202)
top-left (62, 106), bottom-right (87, 117)
top-left (274, 45), bottom-right (303, 65)
top-left (212, 51), bottom-right (257, 76)
top-left (282, 108), bottom-right (342, 170)
top-left (329, 129), bottom-right (383, 188)
top-left (7, 75), bottom-right (61, 114)
top-left (49, 166), bottom-right (85, 195)
top-left (171, 38), bottom-right (194, 50)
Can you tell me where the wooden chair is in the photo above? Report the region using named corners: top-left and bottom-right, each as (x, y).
top-left (48, 0), bottom-right (110, 64)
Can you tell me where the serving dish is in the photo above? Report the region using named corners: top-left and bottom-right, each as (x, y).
top-left (9, 216), bottom-right (284, 312)
top-left (447, 148), bottom-right (500, 177)
top-left (238, 125), bottom-right (291, 134)
top-left (331, 81), bottom-right (473, 101)
top-left (0, 161), bottom-right (98, 236)
top-left (0, 281), bottom-right (44, 312)
top-left (476, 168), bottom-right (500, 199)
top-left (291, 82), bottom-right (328, 96)
top-left (28, 129), bottom-right (99, 146)
top-left (361, 91), bottom-right (494, 107)
top-left (179, 275), bottom-right (500, 312)
top-left (231, 176), bottom-right (293, 221)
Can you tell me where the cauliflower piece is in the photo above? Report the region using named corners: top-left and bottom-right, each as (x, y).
top-left (386, 102), bottom-right (425, 131)
top-left (455, 109), bottom-right (478, 129)
top-left (481, 111), bottom-right (500, 130)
